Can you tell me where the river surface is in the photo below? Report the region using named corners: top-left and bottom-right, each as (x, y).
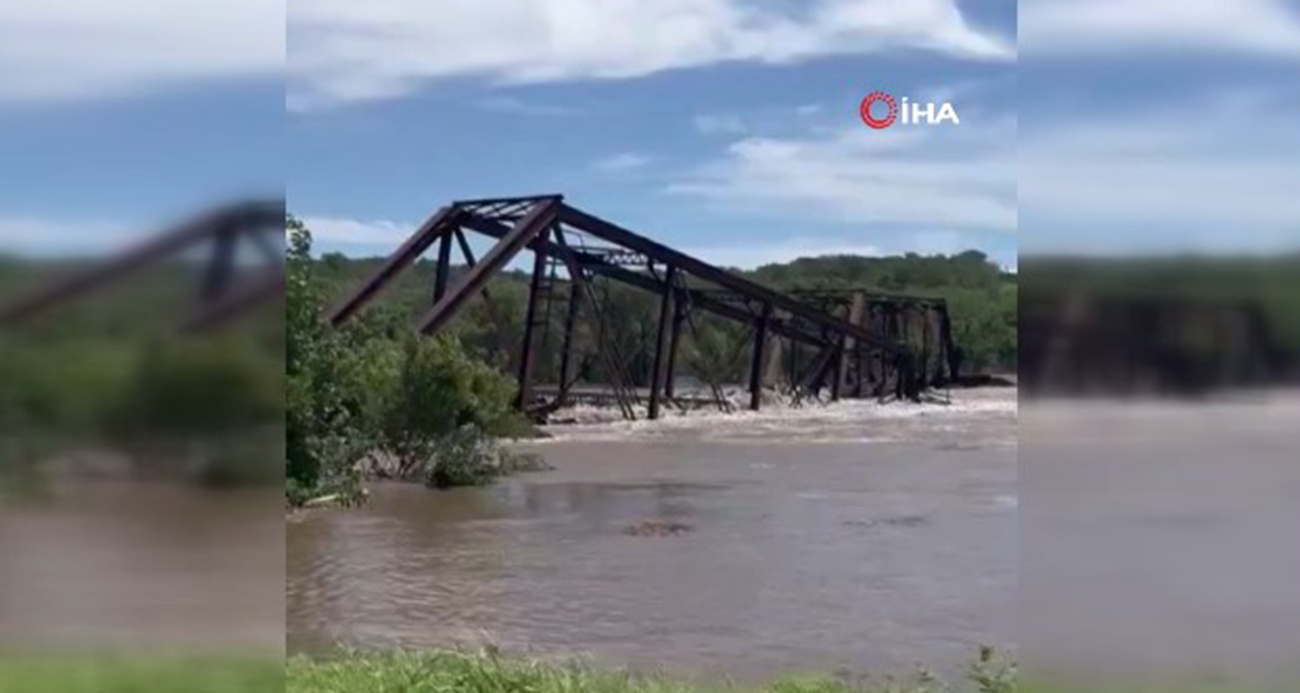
top-left (287, 388), bottom-right (1017, 681)
top-left (0, 480), bottom-right (284, 654)
top-left (1022, 391), bottom-right (1300, 686)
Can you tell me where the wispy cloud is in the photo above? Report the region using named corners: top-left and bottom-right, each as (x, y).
top-left (297, 216), bottom-right (413, 248)
top-left (671, 111), bottom-right (1017, 231)
top-left (0, 217), bottom-right (138, 256)
top-left (475, 95), bottom-right (582, 117)
top-left (1021, 0), bottom-right (1300, 58)
top-left (592, 152), bottom-right (652, 172)
top-left (289, 0), bottom-right (1013, 109)
top-left (1021, 89), bottom-right (1300, 254)
top-left (683, 236), bottom-right (882, 269)
top-left (0, 0), bottom-right (282, 102)
top-left (694, 114), bottom-right (748, 135)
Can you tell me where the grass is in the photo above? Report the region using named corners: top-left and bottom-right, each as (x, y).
top-left (5, 649), bottom-right (1287, 693)
top-left (287, 648), bottom-right (1015, 693)
top-left (0, 655), bottom-right (282, 693)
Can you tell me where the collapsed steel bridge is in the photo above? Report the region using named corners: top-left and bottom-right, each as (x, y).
top-left (328, 195), bottom-right (933, 421)
top-left (0, 199), bottom-right (285, 331)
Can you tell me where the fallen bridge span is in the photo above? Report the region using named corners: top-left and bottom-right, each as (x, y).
top-left (327, 195), bottom-right (935, 421)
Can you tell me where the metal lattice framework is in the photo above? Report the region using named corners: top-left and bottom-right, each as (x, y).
top-left (328, 195), bottom-right (928, 421)
top-left (0, 199), bottom-right (285, 332)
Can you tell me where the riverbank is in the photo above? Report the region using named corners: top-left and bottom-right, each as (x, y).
top-left (287, 649), bottom-right (1015, 693)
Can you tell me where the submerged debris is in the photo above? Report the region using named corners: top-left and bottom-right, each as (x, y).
top-left (624, 520), bottom-right (695, 537)
top-left (843, 514), bottom-right (930, 529)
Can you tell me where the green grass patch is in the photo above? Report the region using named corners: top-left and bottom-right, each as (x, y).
top-left (0, 655), bottom-right (281, 693)
top-left (287, 648), bottom-right (1014, 693)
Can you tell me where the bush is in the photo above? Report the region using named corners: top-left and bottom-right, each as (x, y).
top-left (286, 216), bottom-right (539, 504)
top-left (365, 334), bottom-right (532, 487)
top-left (286, 217), bottom-right (372, 503)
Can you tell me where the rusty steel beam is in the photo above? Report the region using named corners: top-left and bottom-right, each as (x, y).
top-left (831, 338), bottom-right (845, 401)
top-left (647, 265), bottom-right (677, 420)
top-left (558, 204), bottom-right (906, 357)
top-left (555, 278), bottom-right (583, 405)
top-left (579, 259), bottom-right (829, 350)
top-left (201, 222), bottom-right (238, 301)
top-left (515, 238), bottom-right (550, 410)
top-left (179, 268), bottom-right (285, 333)
top-left (432, 232), bottom-right (453, 304)
top-left (664, 299), bottom-right (685, 400)
top-left (749, 303), bottom-right (772, 410)
top-left (327, 205), bottom-right (459, 325)
top-left (459, 213), bottom-right (830, 348)
top-left (548, 234), bottom-right (639, 420)
top-left (453, 193), bottom-right (564, 209)
top-left (417, 198), bottom-right (561, 335)
top-left (0, 199), bottom-right (282, 328)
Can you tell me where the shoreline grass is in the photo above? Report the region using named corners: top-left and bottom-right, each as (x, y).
top-left (0, 654), bottom-right (281, 693)
top-left (287, 648), bottom-right (1015, 693)
top-left (8, 648), bottom-right (1287, 693)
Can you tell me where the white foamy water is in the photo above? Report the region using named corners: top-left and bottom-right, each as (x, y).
top-left (532, 386), bottom-right (1018, 447)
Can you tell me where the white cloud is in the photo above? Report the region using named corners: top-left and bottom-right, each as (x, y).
top-left (297, 216), bottom-right (413, 247)
top-left (289, 0), bottom-right (1012, 109)
top-left (0, 218), bottom-right (140, 256)
top-left (1020, 91), bottom-right (1300, 254)
top-left (694, 114), bottom-right (749, 135)
top-left (670, 112), bottom-right (1017, 231)
top-left (592, 152), bottom-right (653, 172)
top-left (0, 0), bottom-right (283, 102)
top-left (683, 237), bottom-right (883, 269)
top-left (1021, 0), bottom-right (1300, 58)
top-left (476, 95), bottom-right (582, 116)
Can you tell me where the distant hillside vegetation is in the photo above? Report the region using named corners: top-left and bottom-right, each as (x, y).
top-left (312, 248), bottom-right (1018, 376)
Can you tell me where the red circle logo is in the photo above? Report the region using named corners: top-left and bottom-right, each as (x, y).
top-left (860, 91), bottom-right (897, 129)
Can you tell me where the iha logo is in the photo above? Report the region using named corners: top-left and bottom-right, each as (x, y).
top-left (860, 91), bottom-right (959, 129)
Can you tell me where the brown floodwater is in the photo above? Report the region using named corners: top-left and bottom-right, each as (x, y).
top-left (0, 479), bottom-right (284, 655)
top-left (287, 389), bottom-right (1017, 681)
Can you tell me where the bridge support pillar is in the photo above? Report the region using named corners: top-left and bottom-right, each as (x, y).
top-left (648, 266), bottom-right (678, 420)
top-left (831, 338), bottom-right (845, 401)
top-left (664, 299), bottom-right (685, 400)
top-left (749, 302), bottom-right (772, 411)
top-left (843, 291), bottom-right (865, 397)
top-left (556, 277), bottom-right (582, 407)
top-left (515, 245), bottom-right (550, 410)
top-left (432, 230), bottom-right (453, 304)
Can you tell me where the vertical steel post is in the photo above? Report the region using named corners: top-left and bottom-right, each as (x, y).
top-left (830, 337), bottom-right (844, 401)
top-left (201, 223), bottom-right (238, 301)
top-left (648, 266), bottom-right (678, 420)
top-left (432, 231), bottom-right (453, 304)
top-left (787, 335), bottom-right (798, 388)
top-left (664, 299), bottom-right (685, 400)
top-left (749, 302), bottom-right (772, 411)
top-left (843, 291), bottom-right (865, 397)
top-left (556, 277), bottom-right (582, 406)
top-left (515, 245), bottom-right (549, 410)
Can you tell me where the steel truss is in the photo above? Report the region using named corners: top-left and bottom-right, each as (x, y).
top-left (0, 199), bottom-right (285, 332)
top-left (328, 195), bottom-right (929, 421)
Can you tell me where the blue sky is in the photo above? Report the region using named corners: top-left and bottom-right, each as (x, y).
top-left (0, 0), bottom-right (282, 255)
top-left (4, 0), bottom-right (1297, 263)
top-left (1018, 0), bottom-right (1300, 255)
top-left (286, 0), bottom-right (1018, 269)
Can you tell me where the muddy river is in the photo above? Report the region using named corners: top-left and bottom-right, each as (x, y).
top-left (287, 388), bottom-right (1017, 680)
